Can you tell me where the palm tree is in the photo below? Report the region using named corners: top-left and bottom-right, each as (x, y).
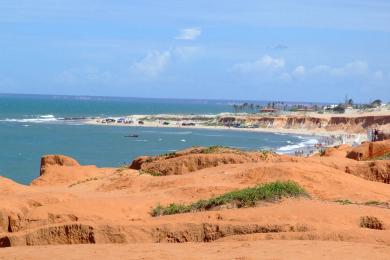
top-left (233, 104), bottom-right (239, 113)
top-left (249, 103), bottom-right (254, 113)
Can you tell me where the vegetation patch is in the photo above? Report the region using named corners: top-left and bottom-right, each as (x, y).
top-left (200, 146), bottom-right (232, 154)
top-left (364, 200), bottom-right (385, 206)
top-left (335, 199), bottom-right (353, 205)
top-left (115, 164), bottom-right (130, 174)
top-left (371, 152), bottom-right (390, 161)
top-left (139, 169), bottom-right (163, 176)
top-left (151, 181), bottom-right (309, 217)
top-left (160, 152), bottom-right (177, 159)
top-left (335, 199), bottom-right (389, 208)
top-left (257, 149), bottom-right (274, 158)
top-left (68, 177), bottom-right (99, 188)
top-left (360, 216), bottom-right (385, 230)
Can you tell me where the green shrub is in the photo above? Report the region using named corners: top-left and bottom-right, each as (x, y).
top-left (364, 200), bottom-right (383, 206)
top-left (115, 164), bottom-right (130, 173)
top-left (201, 146), bottom-right (228, 154)
top-left (335, 199), bottom-right (353, 205)
top-left (140, 169), bottom-right (162, 176)
top-left (160, 152), bottom-right (177, 158)
top-left (151, 181), bottom-right (308, 216)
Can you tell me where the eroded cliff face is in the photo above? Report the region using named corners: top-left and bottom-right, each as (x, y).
top-left (1, 142), bottom-right (390, 252)
top-left (218, 115), bottom-right (390, 133)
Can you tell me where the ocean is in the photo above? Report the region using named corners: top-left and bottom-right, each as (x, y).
top-left (0, 94), bottom-right (314, 184)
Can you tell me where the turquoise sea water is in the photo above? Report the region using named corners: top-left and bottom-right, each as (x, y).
top-left (0, 94), bottom-right (310, 184)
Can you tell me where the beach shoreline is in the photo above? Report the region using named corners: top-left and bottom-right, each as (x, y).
top-left (82, 114), bottom-right (366, 156)
top-left (83, 113), bottom-right (364, 139)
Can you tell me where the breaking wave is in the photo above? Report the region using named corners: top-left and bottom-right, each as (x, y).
top-left (0, 115), bottom-right (60, 123)
top-left (277, 138), bottom-right (318, 153)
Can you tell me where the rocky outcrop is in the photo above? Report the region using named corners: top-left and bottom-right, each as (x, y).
top-left (346, 140), bottom-right (390, 160)
top-left (131, 147), bottom-right (279, 175)
top-left (129, 156), bottom-right (149, 170)
top-left (32, 155), bottom-right (112, 187)
top-left (40, 155), bottom-right (80, 176)
top-left (345, 161), bottom-right (390, 184)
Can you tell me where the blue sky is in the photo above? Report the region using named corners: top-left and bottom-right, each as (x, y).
top-left (0, 0), bottom-right (389, 102)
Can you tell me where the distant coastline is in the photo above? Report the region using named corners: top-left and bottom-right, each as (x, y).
top-left (84, 110), bottom-right (390, 138)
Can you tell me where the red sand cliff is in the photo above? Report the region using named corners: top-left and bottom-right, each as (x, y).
top-left (1, 141), bottom-right (390, 259)
top-left (219, 114), bottom-right (390, 133)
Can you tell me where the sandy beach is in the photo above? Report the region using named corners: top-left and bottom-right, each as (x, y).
top-left (83, 111), bottom-right (389, 147)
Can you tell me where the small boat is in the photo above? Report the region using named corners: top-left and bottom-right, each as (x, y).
top-left (125, 134), bottom-right (139, 138)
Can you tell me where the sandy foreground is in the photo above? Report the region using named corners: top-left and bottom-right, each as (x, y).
top-left (1, 141), bottom-right (390, 259)
top-left (2, 241), bottom-right (390, 260)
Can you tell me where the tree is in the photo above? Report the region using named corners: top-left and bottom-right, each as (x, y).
top-left (233, 104), bottom-right (239, 113)
top-left (371, 99), bottom-right (382, 108)
top-left (333, 104), bottom-right (345, 113)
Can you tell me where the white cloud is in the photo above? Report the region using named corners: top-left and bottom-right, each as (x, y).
top-left (131, 46), bottom-right (202, 77)
top-left (132, 51), bottom-right (171, 77)
top-left (330, 60), bottom-right (368, 76)
top-left (293, 65), bottom-right (306, 77)
top-left (299, 61), bottom-right (370, 78)
top-left (175, 27), bottom-right (202, 40)
top-left (232, 56), bottom-right (388, 85)
top-left (233, 55), bottom-right (285, 73)
top-left (374, 70), bottom-right (385, 80)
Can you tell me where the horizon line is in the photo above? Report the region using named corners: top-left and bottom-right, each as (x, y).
top-left (0, 92), bottom-right (346, 105)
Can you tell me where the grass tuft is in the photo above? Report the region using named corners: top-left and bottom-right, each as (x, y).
top-left (371, 152), bottom-right (390, 161)
top-left (115, 164), bottom-right (130, 174)
top-left (139, 169), bottom-right (163, 176)
top-left (335, 199), bottom-right (353, 205)
top-left (160, 152), bottom-right (177, 158)
top-left (200, 146), bottom-right (230, 154)
top-left (151, 181), bottom-right (308, 217)
top-left (335, 199), bottom-right (389, 208)
top-left (364, 200), bottom-right (384, 206)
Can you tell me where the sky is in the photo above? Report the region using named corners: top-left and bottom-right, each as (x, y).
top-left (0, 0), bottom-right (389, 103)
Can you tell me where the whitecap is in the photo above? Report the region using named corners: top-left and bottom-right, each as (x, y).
top-left (39, 114), bottom-right (55, 119)
top-left (1, 114), bottom-right (58, 123)
top-left (277, 143), bottom-right (305, 152)
top-left (277, 138), bottom-right (318, 153)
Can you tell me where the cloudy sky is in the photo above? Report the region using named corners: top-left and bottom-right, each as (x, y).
top-left (0, 0), bottom-right (389, 102)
